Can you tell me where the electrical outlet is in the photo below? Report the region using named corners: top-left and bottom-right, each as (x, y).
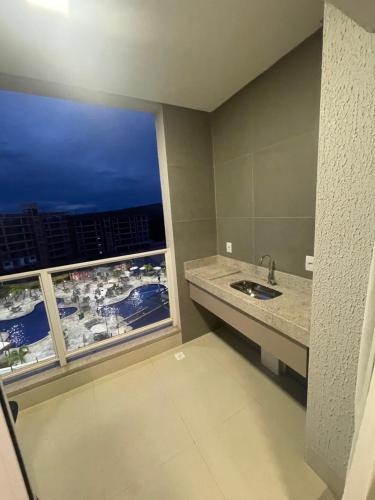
top-left (226, 242), bottom-right (232, 254)
top-left (305, 255), bottom-right (314, 272)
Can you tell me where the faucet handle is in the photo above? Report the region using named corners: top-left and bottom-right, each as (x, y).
top-left (259, 254), bottom-right (271, 265)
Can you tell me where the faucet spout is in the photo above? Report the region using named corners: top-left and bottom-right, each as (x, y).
top-left (258, 254), bottom-right (277, 286)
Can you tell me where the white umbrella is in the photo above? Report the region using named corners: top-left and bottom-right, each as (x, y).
top-left (154, 266), bottom-right (161, 271)
top-left (130, 266), bottom-right (139, 271)
top-left (139, 266), bottom-right (146, 271)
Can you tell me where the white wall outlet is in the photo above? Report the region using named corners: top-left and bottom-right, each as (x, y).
top-left (226, 242), bottom-right (232, 253)
top-left (305, 255), bottom-right (314, 272)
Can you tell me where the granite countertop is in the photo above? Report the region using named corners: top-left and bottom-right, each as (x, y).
top-left (184, 255), bottom-right (312, 347)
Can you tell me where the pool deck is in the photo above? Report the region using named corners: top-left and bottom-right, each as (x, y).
top-left (0, 273), bottom-right (168, 369)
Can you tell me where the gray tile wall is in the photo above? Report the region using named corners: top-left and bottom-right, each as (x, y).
top-left (162, 105), bottom-right (219, 342)
top-left (211, 31), bottom-right (322, 278)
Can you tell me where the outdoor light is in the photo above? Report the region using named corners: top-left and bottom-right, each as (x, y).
top-left (27, 0), bottom-right (69, 15)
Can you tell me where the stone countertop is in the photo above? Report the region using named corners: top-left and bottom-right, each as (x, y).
top-left (184, 255), bottom-right (312, 347)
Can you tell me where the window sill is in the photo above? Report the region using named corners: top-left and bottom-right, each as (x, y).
top-left (6, 325), bottom-right (181, 406)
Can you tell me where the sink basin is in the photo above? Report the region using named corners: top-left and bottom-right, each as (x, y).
top-left (230, 280), bottom-right (282, 300)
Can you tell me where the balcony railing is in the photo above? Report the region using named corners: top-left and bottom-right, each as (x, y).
top-left (0, 249), bottom-right (174, 380)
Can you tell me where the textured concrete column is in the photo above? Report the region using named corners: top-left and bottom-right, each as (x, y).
top-left (306, 3), bottom-right (375, 495)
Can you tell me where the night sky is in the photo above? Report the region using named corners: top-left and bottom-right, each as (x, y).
top-left (0, 90), bottom-right (162, 214)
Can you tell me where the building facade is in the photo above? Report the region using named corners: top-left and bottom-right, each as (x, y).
top-left (0, 203), bottom-right (164, 274)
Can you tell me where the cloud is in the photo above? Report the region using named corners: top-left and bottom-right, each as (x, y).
top-left (0, 90), bottom-right (162, 214)
top-left (54, 203), bottom-right (97, 212)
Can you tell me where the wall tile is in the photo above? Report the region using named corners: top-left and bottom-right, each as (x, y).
top-left (173, 219), bottom-right (217, 273)
top-left (163, 105), bottom-right (218, 342)
top-left (254, 218), bottom-right (315, 278)
top-left (177, 275), bottom-right (220, 342)
top-left (211, 31), bottom-right (321, 278)
top-left (217, 217), bottom-right (253, 263)
top-left (163, 105), bottom-right (213, 166)
top-left (251, 31), bottom-right (322, 151)
top-left (253, 132), bottom-right (318, 217)
top-left (210, 87), bottom-right (254, 164)
top-left (214, 155), bottom-right (253, 218)
top-left (169, 163), bottom-right (216, 222)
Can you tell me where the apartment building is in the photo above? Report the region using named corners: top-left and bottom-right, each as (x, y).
top-left (0, 204), bottom-right (163, 273)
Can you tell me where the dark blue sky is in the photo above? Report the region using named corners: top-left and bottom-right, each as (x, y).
top-left (0, 90), bottom-right (162, 214)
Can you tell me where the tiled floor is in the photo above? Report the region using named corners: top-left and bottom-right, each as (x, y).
top-left (15, 329), bottom-right (334, 500)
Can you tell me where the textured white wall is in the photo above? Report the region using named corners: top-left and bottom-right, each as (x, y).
top-left (306, 2), bottom-right (375, 494)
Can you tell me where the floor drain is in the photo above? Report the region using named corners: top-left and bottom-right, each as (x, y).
top-left (174, 352), bottom-right (186, 361)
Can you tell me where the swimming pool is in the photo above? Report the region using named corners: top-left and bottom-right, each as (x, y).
top-left (99, 284), bottom-right (170, 329)
top-left (0, 284), bottom-right (169, 349)
top-left (0, 301), bottom-right (77, 348)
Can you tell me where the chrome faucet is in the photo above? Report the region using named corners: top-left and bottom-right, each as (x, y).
top-left (258, 254), bottom-right (276, 285)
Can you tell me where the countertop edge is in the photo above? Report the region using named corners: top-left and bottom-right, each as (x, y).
top-left (185, 268), bottom-right (310, 348)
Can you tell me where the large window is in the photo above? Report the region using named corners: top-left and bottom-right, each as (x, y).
top-left (0, 90), bottom-right (165, 275)
top-left (0, 277), bottom-right (56, 374)
top-left (0, 90), bottom-right (172, 378)
top-left (52, 254), bottom-right (169, 353)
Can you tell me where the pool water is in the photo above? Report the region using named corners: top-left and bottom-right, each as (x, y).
top-left (0, 284), bottom-right (169, 348)
top-left (99, 284), bottom-right (170, 329)
top-left (0, 301), bottom-right (77, 348)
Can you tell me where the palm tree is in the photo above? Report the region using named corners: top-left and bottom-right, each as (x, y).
top-left (7, 346), bottom-right (29, 367)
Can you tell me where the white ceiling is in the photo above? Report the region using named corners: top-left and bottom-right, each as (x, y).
top-left (0, 0), bottom-right (323, 111)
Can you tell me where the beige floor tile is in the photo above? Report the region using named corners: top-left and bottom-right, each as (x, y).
top-left (192, 331), bottom-right (306, 446)
top-left (96, 393), bottom-right (194, 497)
top-left (31, 438), bottom-right (104, 500)
top-left (93, 361), bottom-right (170, 435)
top-left (17, 383), bottom-right (97, 486)
top-left (92, 355), bottom-right (195, 498)
top-left (197, 405), bottom-right (327, 500)
top-left (151, 341), bottom-right (220, 387)
top-left (17, 384), bottom-right (102, 500)
top-left (15, 330), bottom-right (332, 500)
top-left (20, 382), bottom-right (96, 435)
top-left (109, 445), bottom-right (225, 500)
top-left (93, 359), bottom-right (157, 402)
top-left (152, 342), bottom-right (251, 440)
top-left (191, 330), bottom-right (260, 374)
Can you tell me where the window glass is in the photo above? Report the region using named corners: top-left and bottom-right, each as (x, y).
top-left (0, 90), bottom-right (165, 276)
top-left (0, 277), bottom-right (57, 374)
top-left (52, 254), bottom-right (169, 352)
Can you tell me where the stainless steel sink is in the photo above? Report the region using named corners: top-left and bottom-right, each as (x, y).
top-left (230, 280), bottom-right (282, 300)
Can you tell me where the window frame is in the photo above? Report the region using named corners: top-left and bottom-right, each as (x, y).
top-left (0, 75), bottom-right (180, 380)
